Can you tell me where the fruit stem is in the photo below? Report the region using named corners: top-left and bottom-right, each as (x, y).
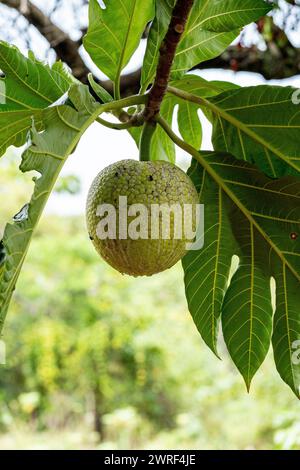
top-left (96, 116), bottom-right (138, 130)
top-left (139, 121), bottom-right (157, 161)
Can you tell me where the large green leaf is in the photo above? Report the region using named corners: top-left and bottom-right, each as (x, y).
top-left (183, 152), bottom-right (300, 395)
top-left (183, 167), bottom-right (235, 355)
top-left (84, 0), bottom-right (154, 83)
top-left (0, 42), bottom-right (72, 109)
top-left (206, 85), bottom-right (300, 178)
top-left (0, 42), bottom-right (73, 158)
top-left (222, 227), bottom-right (273, 389)
top-left (0, 85), bottom-right (101, 331)
top-left (171, 29), bottom-right (238, 80)
top-left (141, 0), bottom-right (271, 88)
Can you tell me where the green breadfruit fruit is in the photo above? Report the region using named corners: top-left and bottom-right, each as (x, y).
top-left (86, 159), bottom-right (199, 276)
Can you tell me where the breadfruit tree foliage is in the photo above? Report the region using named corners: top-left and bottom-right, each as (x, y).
top-left (1, 0), bottom-right (300, 398)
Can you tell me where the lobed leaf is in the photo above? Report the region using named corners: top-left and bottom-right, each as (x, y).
top-left (183, 168), bottom-right (234, 355)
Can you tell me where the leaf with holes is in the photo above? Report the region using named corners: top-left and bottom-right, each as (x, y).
top-left (84, 0), bottom-right (154, 86)
top-left (183, 152), bottom-right (300, 395)
top-left (178, 101), bottom-right (202, 149)
top-left (0, 84), bottom-right (101, 331)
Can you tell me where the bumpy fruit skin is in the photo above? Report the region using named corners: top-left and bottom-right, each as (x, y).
top-left (86, 159), bottom-right (198, 277)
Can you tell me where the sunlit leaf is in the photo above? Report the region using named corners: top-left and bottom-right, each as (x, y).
top-left (0, 42), bottom-right (72, 109)
top-left (142, 0), bottom-right (271, 88)
top-left (191, 0), bottom-right (272, 33)
top-left (0, 107), bottom-right (43, 157)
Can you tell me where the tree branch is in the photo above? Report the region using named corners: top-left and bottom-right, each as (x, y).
top-left (143, 0), bottom-right (194, 121)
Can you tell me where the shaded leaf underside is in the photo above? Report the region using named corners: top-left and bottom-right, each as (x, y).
top-left (84, 0), bottom-right (154, 83)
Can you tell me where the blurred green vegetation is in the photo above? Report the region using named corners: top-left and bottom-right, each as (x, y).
top-left (0, 155), bottom-right (299, 450)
